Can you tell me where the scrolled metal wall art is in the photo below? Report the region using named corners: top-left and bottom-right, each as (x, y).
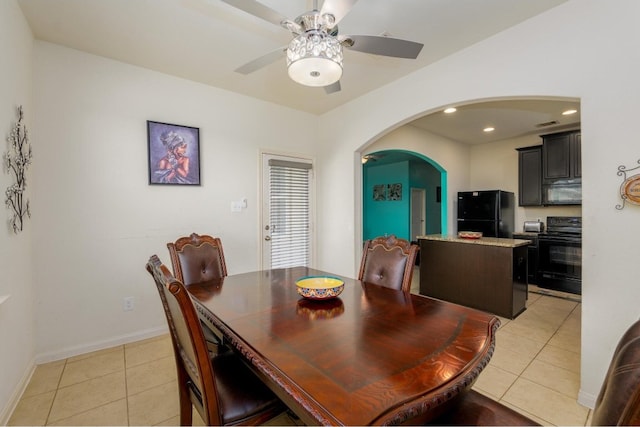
top-left (616, 158), bottom-right (640, 210)
top-left (4, 105), bottom-right (32, 233)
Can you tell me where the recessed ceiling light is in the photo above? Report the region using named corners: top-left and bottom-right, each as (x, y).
top-left (562, 109), bottom-right (578, 115)
top-left (483, 127), bottom-right (495, 132)
top-left (444, 107), bottom-right (457, 114)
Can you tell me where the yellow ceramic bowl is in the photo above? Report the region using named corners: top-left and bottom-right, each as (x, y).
top-left (295, 276), bottom-right (344, 300)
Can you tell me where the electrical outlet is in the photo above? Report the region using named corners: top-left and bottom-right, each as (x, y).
top-left (123, 296), bottom-right (135, 311)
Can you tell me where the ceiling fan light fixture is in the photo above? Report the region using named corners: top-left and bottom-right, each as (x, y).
top-left (287, 30), bottom-right (343, 87)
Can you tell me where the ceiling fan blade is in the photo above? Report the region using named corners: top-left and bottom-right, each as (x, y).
top-left (324, 80), bottom-right (341, 94)
top-left (341, 35), bottom-right (423, 59)
top-left (235, 47), bottom-right (286, 74)
top-left (220, 0), bottom-right (288, 26)
top-left (320, 0), bottom-right (359, 27)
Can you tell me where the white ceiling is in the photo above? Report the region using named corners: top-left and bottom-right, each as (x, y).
top-left (17, 0), bottom-right (578, 144)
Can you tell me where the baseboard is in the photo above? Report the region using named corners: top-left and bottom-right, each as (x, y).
top-left (0, 358), bottom-right (36, 426)
top-left (35, 325), bottom-right (168, 364)
top-left (578, 388), bottom-right (597, 410)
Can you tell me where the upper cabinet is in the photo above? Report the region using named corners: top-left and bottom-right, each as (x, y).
top-left (541, 130), bottom-right (582, 205)
top-left (542, 130), bottom-right (581, 182)
top-left (517, 145), bottom-right (542, 206)
top-left (516, 130), bottom-right (582, 206)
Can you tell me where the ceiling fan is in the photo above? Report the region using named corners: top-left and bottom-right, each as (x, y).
top-left (221, 0), bottom-right (424, 93)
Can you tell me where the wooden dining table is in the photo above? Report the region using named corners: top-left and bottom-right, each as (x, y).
top-left (185, 266), bottom-right (500, 426)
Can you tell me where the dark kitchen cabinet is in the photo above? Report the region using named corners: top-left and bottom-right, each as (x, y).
top-left (517, 145), bottom-right (542, 206)
top-left (419, 238), bottom-right (528, 319)
top-left (542, 130), bottom-right (581, 182)
top-left (513, 232), bottom-right (539, 285)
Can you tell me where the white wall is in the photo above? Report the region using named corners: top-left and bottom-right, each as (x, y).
top-left (30, 42), bottom-right (317, 361)
top-left (316, 0), bottom-right (640, 407)
top-left (0, 1), bottom-right (35, 423)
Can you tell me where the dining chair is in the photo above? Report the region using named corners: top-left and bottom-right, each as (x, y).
top-left (428, 317), bottom-right (640, 426)
top-left (146, 255), bottom-right (285, 426)
top-left (358, 235), bottom-right (419, 292)
top-left (167, 233), bottom-right (228, 286)
top-left (167, 233), bottom-right (228, 353)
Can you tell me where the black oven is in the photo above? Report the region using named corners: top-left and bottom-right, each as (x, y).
top-left (537, 216), bottom-right (582, 295)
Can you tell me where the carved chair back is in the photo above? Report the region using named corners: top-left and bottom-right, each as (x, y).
top-left (358, 235), bottom-right (418, 292)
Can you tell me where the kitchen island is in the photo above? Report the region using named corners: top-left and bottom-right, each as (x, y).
top-left (418, 234), bottom-right (530, 319)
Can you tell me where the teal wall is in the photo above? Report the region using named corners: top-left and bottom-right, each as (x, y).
top-left (363, 152), bottom-right (447, 241)
top-left (363, 161), bottom-right (410, 240)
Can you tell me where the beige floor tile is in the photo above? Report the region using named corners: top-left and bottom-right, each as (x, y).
top-left (502, 377), bottom-right (589, 426)
top-left (537, 343), bottom-right (581, 373)
top-left (59, 347), bottom-right (125, 387)
top-left (48, 370), bottom-right (126, 423)
top-left (22, 360), bottom-right (66, 398)
top-left (548, 329), bottom-right (581, 353)
top-left (48, 398), bottom-right (128, 426)
top-left (495, 328), bottom-right (546, 359)
top-left (519, 303), bottom-right (572, 329)
top-left (155, 415), bottom-right (180, 426)
top-left (489, 344), bottom-right (536, 376)
top-left (125, 333), bottom-right (168, 349)
top-left (499, 318), bottom-right (556, 344)
top-left (67, 344), bottom-right (123, 363)
top-left (7, 390), bottom-right (55, 426)
top-left (128, 380), bottom-right (179, 426)
top-left (521, 359), bottom-right (581, 399)
top-left (533, 294), bottom-right (579, 312)
top-left (472, 364), bottom-right (518, 399)
top-left (559, 312), bottom-right (582, 335)
top-left (125, 334), bottom-right (173, 368)
top-left (126, 355), bottom-right (176, 396)
top-left (498, 399), bottom-right (550, 425)
top-left (526, 292), bottom-right (543, 305)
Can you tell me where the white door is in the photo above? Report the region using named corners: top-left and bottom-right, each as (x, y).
top-left (410, 188), bottom-right (426, 240)
top-left (261, 153), bottom-right (313, 269)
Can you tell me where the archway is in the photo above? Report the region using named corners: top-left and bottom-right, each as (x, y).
top-left (361, 149), bottom-right (447, 241)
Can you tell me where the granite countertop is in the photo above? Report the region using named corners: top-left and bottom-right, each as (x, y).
top-left (417, 234), bottom-right (531, 248)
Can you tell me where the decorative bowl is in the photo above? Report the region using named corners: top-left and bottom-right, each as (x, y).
top-left (295, 276), bottom-right (344, 300)
top-left (458, 231), bottom-right (483, 239)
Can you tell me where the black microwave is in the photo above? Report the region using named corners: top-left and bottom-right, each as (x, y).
top-left (542, 179), bottom-right (582, 205)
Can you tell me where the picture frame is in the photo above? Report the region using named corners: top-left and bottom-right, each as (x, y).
top-left (147, 120), bottom-right (200, 185)
top-left (373, 184), bottom-right (386, 201)
top-left (388, 183), bottom-right (402, 201)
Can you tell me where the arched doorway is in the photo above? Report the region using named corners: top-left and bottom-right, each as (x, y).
top-left (361, 149), bottom-right (446, 241)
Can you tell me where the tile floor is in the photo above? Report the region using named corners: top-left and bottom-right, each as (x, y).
top-left (9, 274), bottom-right (589, 426)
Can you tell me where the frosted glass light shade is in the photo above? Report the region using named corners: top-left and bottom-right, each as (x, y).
top-left (287, 30), bottom-right (343, 87)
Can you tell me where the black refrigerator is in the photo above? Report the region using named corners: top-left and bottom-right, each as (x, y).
top-left (457, 190), bottom-right (515, 238)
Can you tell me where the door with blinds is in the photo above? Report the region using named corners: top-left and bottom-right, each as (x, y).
top-left (262, 154), bottom-right (313, 269)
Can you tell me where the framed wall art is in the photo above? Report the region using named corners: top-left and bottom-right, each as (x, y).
top-left (388, 183), bottom-right (402, 201)
top-left (373, 184), bottom-right (386, 201)
top-left (147, 120), bottom-right (200, 185)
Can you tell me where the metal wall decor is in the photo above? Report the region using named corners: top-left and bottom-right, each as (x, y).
top-left (616, 158), bottom-right (640, 210)
top-left (4, 105), bottom-right (32, 233)
top-left (373, 183), bottom-right (403, 201)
